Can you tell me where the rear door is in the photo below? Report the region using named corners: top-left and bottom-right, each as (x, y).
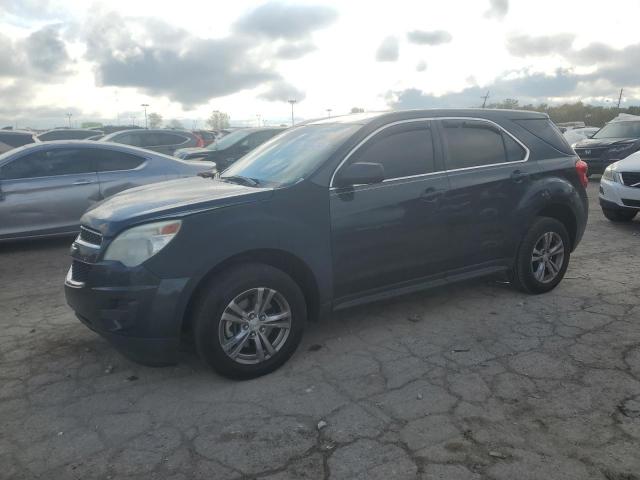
top-left (94, 149), bottom-right (159, 198)
top-left (0, 148), bottom-right (99, 237)
top-left (436, 118), bottom-right (534, 271)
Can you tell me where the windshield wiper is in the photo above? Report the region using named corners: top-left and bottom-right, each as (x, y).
top-left (220, 175), bottom-right (259, 187)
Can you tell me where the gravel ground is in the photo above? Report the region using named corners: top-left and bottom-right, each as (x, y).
top-left (1, 182), bottom-right (639, 480)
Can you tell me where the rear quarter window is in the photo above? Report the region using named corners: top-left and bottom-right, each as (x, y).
top-left (515, 118), bottom-right (573, 155)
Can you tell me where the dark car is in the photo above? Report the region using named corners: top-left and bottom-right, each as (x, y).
top-left (100, 129), bottom-right (204, 155)
top-left (0, 130), bottom-right (37, 154)
top-left (174, 127), bottom-right (284, 170)
top-left (65, 109), bottom-right (588, 379)
top-left (37, 129), bottom-right (104, 141)
top-left (573, 115), bottom-right (640, 175)
top-left (0, 141), bottom-right (215, 241)
top-left (192, 129), bottom-right (217, 146)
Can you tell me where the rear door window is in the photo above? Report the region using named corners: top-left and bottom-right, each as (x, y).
top-left (112, 132), bottom-right (143, 147)
top-left (94, 150), bottom-right (145, 172)
top-left (154, 132), bottom-right (187, 146)
top-left (441, 119), bottom-right (526, 169)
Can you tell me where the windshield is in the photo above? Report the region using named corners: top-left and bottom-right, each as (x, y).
top-left (207, 130), bottom-right (251, 150)
top-left (592, 121), bottom-right (640, 139)
top-left (221, 124), bottom-right (360, 186)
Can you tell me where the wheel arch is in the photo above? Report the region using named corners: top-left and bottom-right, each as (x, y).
top-left (180, 248), bottom-right (321, 336)
top-left (535, 203), bottom-right (578, 250)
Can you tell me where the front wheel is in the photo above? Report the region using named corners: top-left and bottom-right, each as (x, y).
top-left (602, 207), bottom-right (637, 222)
top-left (193, 263), bottom-right (306, 379)
top-left (510, 217), bottom-right (571, 294)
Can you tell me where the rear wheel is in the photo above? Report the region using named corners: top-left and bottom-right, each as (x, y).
top-left (193, 263), bottom-right (306, 379)
top-left (602, 207), bottom-right (637, 222)
top-left (511, 217), bottom-right (571, 294)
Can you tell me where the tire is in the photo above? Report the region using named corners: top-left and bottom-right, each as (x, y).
top-left (602, 207), bottom-right (637, 222)
top-left (510, 217), bottom-right (571, 294)
top-left (193, 263), bottom-right (306, 379)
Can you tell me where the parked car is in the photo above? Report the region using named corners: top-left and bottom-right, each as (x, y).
top-left (573, 114), bottom-right (640, 175)
top-left (564, 127), bottom-right (599, 146)
top-left (37, 128), bottom-right (103, 141)
top-left (65, 109), bottom-right (588, 379)
top-left (93, 125), bottom-right (142, 135)
top-left (0, 130), bottom-right (37, 154)
top-left (0, 141), bottom-right (215, 241)
top-left (100, 128), bottom-right (204, 155)
top-left (599, 151), bottom-right (640, 222)
top-left (174, 127), bottom-right (284, 170)
top-left (192, 129), bottom-right (217, 146)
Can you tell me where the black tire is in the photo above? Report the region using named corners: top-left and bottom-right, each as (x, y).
top-left (602, 207), bottom-right (637, 222)
top-left (510, 217), bottom-right (571, 294)
top-left (193, 263), bottom-right (306, 379)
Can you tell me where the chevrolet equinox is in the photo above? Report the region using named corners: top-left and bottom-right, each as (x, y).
top-left (65, 109), bottom-right (589, 379)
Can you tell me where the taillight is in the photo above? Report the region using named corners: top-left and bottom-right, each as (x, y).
top-left (575, 159), bottom-right (588, 188)
top-left (195, 134), bottom-right (205, 148)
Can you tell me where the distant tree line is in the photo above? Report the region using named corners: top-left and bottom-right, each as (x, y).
top-left (484, 99), bottom-right (640, 127)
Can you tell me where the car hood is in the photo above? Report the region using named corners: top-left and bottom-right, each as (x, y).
top-left (611, 151), bottom-right (640, 171)
top-left (82, 177), bottom-right (273, 236)
top-left (573, 137), bottom-right (637, 148)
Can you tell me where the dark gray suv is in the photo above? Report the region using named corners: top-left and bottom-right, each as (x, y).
top-left (65, 109), bottom-right (588, 379)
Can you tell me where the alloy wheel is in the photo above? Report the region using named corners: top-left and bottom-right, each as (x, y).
top-left (218, 287), bottom-right (292, 364)
top-left (530, 232), bottom-right (565, 284)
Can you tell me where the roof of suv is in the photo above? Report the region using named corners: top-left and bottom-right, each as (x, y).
top-left (308, 109), bottom-right (549, 126)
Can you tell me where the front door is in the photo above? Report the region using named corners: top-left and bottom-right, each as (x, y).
top-left (330, 120), bottom-right (451, 302)
top-left (0, 148), bottom-right (99, 238)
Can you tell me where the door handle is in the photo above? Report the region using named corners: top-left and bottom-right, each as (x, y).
top-left (420, 187), bottom-right (443, 202)
top-left (510, 170), bottom-right (529, 183)
top-left (73, 179), bottom-right (93, 185)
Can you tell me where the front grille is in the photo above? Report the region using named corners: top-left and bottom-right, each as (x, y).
top-left (621, 198), bottom-right (640, 208)
top-left (79, 226), bottom-right (102, 246)
top-left (574, 147), bottom-right (607, 159)
top-left (621, 172), bottom-right (640, 188)
top-left (71, 260), bottom-right (91, 283)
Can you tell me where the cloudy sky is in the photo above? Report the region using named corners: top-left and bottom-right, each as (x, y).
top-left (1, 0), bottom-right (639, 128)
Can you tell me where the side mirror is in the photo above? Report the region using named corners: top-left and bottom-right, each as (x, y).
top-left (335, 162), bottom-right (385, 187)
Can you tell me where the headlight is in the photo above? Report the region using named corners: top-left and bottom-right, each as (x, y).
top-left (602, 165), bottom-right (621, 183)
top-left (104, 220), bottom-right (182, 267)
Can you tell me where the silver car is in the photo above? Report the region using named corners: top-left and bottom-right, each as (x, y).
top-left (0, 140), bottom-right (216, 241)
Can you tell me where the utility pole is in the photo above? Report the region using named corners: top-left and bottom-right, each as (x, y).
top-left (481, 91), bottom-right (490, 108)
top-left (616, 88), bottom-right (624, 110)
top-left (288, 99), bottom-right (297, 126)
top-left (141, 103), bottom-right (149, 128)
top-left (65, 113), bottom-right (72, 127)
top-left (326, 108), bottom-right (332, 118)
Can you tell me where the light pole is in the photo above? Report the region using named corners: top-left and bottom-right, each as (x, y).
top-left (326, 108), bottom-right (332, 118)
top-left (141, 103), bottom-right (149, 129)
top-left (288, 99), bottom-right (297, 126)
top-left (65, 113), bottom-right (72, 127)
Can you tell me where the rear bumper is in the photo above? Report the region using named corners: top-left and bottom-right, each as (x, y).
top-left (64, 263), bottom-right (189, 366)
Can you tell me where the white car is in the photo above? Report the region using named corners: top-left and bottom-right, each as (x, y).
top-left (599, 151), bottom-right (640, 222)
top-left (564, 127), bottom-right (599, 146)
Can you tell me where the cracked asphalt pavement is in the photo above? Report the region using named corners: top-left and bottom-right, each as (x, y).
top-left (1, 182), bottom-right (639, 480)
